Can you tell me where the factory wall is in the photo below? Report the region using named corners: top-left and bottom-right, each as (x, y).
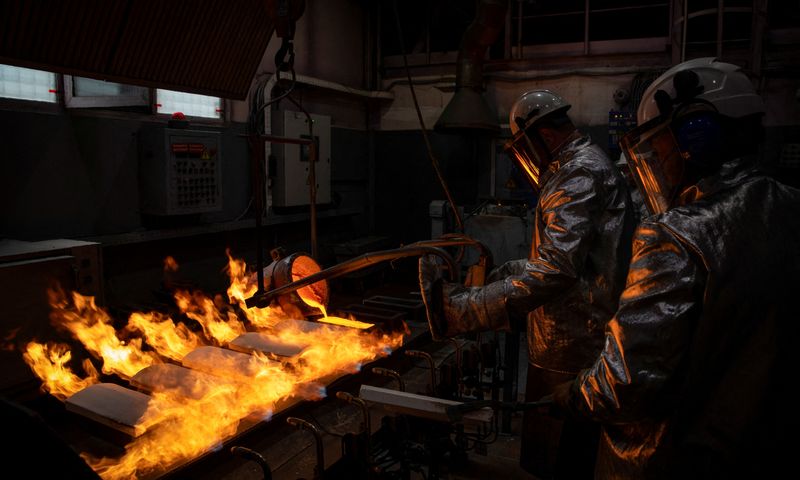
top-left (0, 0), bottom-right (377, 310)
top-left (372, 72), bottom-right (800, 247)
top-left (379, 74), bottom-right (639, 131)
top-left (0, 111), bottom-right (250, 239)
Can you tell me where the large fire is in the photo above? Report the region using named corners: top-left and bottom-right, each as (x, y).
top-left (21, 252), bottom-right (405, 479)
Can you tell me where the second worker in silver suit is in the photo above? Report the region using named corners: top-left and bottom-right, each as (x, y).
top-left (549, 57), bottom-right (800, 479)
top-left (419, 90), bottom-right (637, 479)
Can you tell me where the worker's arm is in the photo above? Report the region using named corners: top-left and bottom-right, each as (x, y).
top-left (561, 221), bottom-right (705, 423)
top-left (422, 165), bottom-right (602, 338)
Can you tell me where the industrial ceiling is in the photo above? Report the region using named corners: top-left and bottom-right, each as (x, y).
top-left (0, 0), bottom-right (274, 99)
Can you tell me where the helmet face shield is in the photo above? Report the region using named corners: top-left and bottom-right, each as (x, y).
top-left (626, 58), bottom-right (764, 215)
top-left (504, 129), bottom-right (548, 192)
top-left (505, 90), bottom-right (573, 192)
top-left (620, 117), bottom-right (686, 215)
top-left (621, 101), bottom-right (722, 215)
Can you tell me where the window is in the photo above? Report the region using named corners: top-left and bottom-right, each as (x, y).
top-left (64, 76), bottom-right (149, 108)
top-left (510, 0), bottom-right (669, 56)
top-left (1, 63), bottom-right (224, 119)
top-left (382, 0), bottom-right (672, 66)
top-left (156, 89), bottom-right (221, 119)
top-left (681, 0), bottom-right (757, 56)
top-left (0, 64), bottom-right (57, 103)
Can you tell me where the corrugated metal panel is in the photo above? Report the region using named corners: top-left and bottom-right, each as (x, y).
top-left (0, 0), bottom-right (274, 99)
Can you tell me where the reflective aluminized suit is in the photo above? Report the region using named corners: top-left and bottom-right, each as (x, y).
top-left (434, 134), bottom-right (636, 375)
top-left (563, 159), bottom-right (800, 478)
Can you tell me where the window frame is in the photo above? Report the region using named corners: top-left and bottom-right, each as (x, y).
top-left (63, 75), bottom-right (151, 109)
top-left (0, 63), bottom-right (60, 107)
top-left (382, 0), bottom-right (673, 68)
top-left (1, 65), bottom-right (230, 123)
top-left (510, 1), bottom-right (671, 59)
top-left (154, 88), bottom-right (225, 121)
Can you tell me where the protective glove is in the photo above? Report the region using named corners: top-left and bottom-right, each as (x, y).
top-left (486, 258), bottom-right (527, 283)
top-left (420, 255), bottom-right (512, 339)
top-left (418, 254), bottom-right (447, 340)
top-left (486, 258), bottom-right (528, 331)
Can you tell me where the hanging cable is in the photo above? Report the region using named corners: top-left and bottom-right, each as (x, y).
top-left (391, 0), bottom-right (464, 234)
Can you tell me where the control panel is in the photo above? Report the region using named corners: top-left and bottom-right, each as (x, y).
top-left (139, 128), bottom-right (222, 215)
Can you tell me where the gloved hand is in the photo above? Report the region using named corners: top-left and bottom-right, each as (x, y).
top-left (486, 258), bottom-right (527, 283)
top-left (418, 254), bottom-right (447, 340)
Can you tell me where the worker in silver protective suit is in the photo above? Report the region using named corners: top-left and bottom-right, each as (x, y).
top-left (420, 90), bottom-right (637, 479)
top-left (549, 57), bottom-right (800, 479)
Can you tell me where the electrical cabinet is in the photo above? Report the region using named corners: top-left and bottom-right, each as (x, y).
top-left (270, 110), bottom-right (331, 207)
top-left (138, 128), bottom-right (222, 215)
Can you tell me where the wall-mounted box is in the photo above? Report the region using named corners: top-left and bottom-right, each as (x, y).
top-left (270, 111), bottom-right (331, 207)
top-left (138, 128), bottom-right (222, 215)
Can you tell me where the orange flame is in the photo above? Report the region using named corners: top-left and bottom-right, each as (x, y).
top-left (163, 256), bottom-right (179, 272)
top-left (225, 250), bottom-right (288, 329)
top-left (22, 252), bottom-right (405, 480)
top-left (48, 289), bottom-right (160, 378)
top-left (173, 290), bottom-right (245, 345)
top-left (126, 312), bottom-right (201, 362)
top-left (23, 342), bottom-right (99, 399)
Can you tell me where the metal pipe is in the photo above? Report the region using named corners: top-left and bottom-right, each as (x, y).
top-left (391, 0), bottom-right (466, 233)
top-left (405, 350), bottom-right (437, 394)
top-left (410, 235), bottom-right (493, 269)
top-left (584, 0), bottom-right (590, 56)
top-left (516, 0), bottom-right (522, 59)
top-left (371, 367), bottom-right (406, 392)
top-left (336, 391), bottom-right (371, 437)
top-left (751, 0), bottom-right (768, 76)
top-left (591, 3), bottom-right (669, 14)
top-left (501, 331), bottom-right (520, 433)
top-left (249, 136), bottom-right (267, 294)
top-left (447, 338), bottom-right (463, 398)
top-left (504, 1), bottom-right (511, 59)
top-left (336, 391), bottom-right (371, 462)
top-left (290, 73), bottom-right (393, 100)
top-left (448, 339), bottom-right (463, 374)
top-left (717, 0), bottom-right (724, 58)
top-left (455, 0), bottom-right (509, 91)
top-left (445, 398), bottom-right (552, 423)
top-left (230, 446), bottom-right (272, 480)
top-left (286, 417), bottom-right (325, 479)
top-left (309, 118), bottom-right (317, 259)
top-left (245, 245), bottom-right (456, 309)
top-left (410, 235), bottom-right (493, 261)
top-left (682, 0), bottom-right (688, 62)
top-left (434, 0), bottom-right (508, 134)
top-left (283, 95), bottom-right (318, 259)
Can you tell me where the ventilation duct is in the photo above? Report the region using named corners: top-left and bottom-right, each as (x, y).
top-left (434, 0), bottom-right (508, 135)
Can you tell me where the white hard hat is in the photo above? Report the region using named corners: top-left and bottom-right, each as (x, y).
top-left (637, 57), bottom-right (765, 124)
top-left (509, 90), bottom-right (571, 135)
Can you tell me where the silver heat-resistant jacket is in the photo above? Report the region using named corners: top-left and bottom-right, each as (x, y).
top-left (564, 159), bottom-right (800, 478)
top-left (434, 135), bottom-right (636, 374)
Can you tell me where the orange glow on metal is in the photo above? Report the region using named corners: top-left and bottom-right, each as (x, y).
top-left (291, 255), bottom-right (328, 310)
top-left (296, 281), bottom-right (374, 330)
top-left (317, 315), bottom-right (374, 330)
